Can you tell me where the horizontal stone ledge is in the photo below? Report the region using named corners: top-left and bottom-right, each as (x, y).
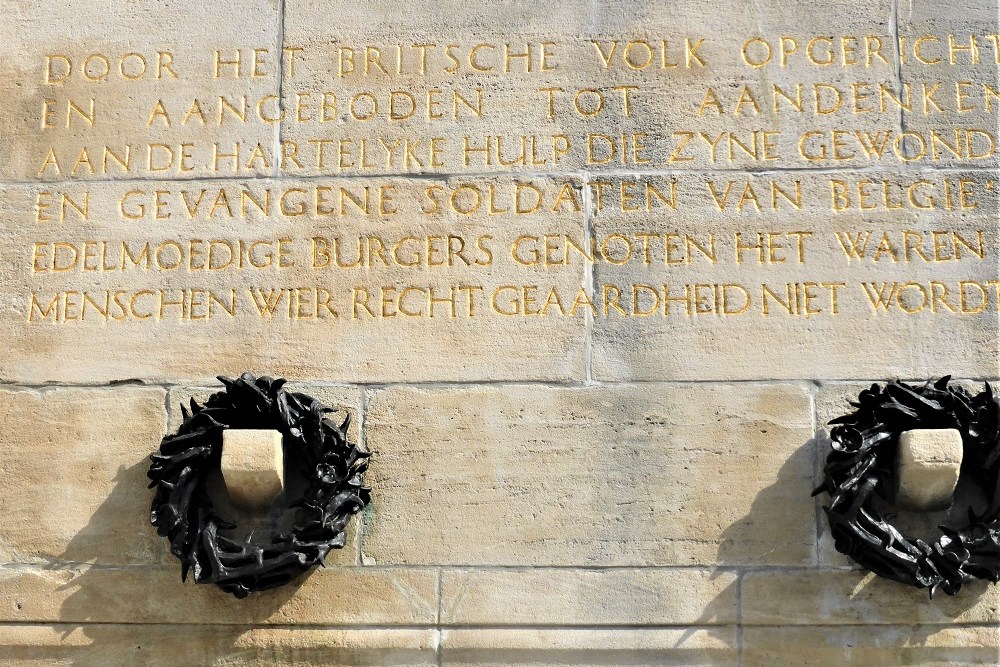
top-left (440, 628), bottom-right (738, 666)
top-left (743, 625), bottom-right (1000, 666)
top-left (6, 378), bottom-right (982, 390)
top-left (0, 625), bottom-right (437, 667)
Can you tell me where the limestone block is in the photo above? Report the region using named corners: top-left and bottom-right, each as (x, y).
top-left (743, 625), bottom-right (1000, 667)
top-left (440, 628), bottom-right (738, 667)
top-left (897, 0), bottom-right (1000, 170)
top-left (221, 428), bottom-right (284, 510)
top-left (283, 0), bottom-right (896, 175)
top-left (0, 625), bottom-right (438, 667)
top-left (0, 566), bottom-right (439, 626)
top-left (440, 568), bottom-right (738, 626)
top-left (589, 170), bottom-right (1000, 382)
top-left (0, 177), bottom-right (586, 385)
top-left (0, 0), bottom-right (281, 182)
top-left (363, 383), bottom-right (814, 566)
top-left (896, 428), bottom-right (963, 510)
top-left (741, 570), bottom-right (1000, 625)
top-left (0, 386), bottom-right (166, 565)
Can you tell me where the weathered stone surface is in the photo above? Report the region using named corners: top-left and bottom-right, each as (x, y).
top-left (896, 428), bottom-right (963, 510)
top-left (897, 0), bottom-right (1000, 170)
top-left (0, 177), bottom-right (586, 384)
top-left (0, 625), bottom-right (437, 667)
top-left (282, 0), bottom-right (897, 175)
top-left (440, 628), bottom-right (738, 667)
top-left (364, 383), bottom-right (814, 566)
top-left (591, 170), bottom-right (1000, 382)
top-left (743, 625), bottom-right (1000, 666)
top-left (0, 386), bottom-right (166, 565)
top-left (0, 0), bottom-right (281, 182)
top-left (1, 0), bottom-right (998, 661)
top-left (0, 566), bottom-right (438, 625)
top-left (440, 568), bottom-right (737, 625)
top-left (742, 570), bottom-right (1000, 625)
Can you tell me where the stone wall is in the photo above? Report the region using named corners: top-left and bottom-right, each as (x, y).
top-left (1, 0), bottom-right (998, 664)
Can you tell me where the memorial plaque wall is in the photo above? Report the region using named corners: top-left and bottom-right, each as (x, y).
top-left (0, 0), bottom-right (998, 664)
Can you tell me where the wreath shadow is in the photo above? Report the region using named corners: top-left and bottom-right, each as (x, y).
top-left (716, 436), bottom-right (817, 568)
top-left (720, 428), bottom-right (994, 658)
top-left (810, 424), bottom-right (994, 647)
top-left (53, 457), bottom-right (309, 665)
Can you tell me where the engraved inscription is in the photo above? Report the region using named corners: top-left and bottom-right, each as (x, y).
top-left (0, 0), bottom-right (996, 382)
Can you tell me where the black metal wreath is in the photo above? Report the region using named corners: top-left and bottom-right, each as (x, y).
top-left (148, 373), bottom-right (371, 598)
top-left (813, 377), bottom-right (1000, 597)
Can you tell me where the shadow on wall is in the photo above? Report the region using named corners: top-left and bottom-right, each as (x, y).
top-left (724, 430), bottom-right (994, 658)
top-left (716, 436), bottom-right (817, 567)
top-left (45, 455), bottom-right (341, 666)
top-left (668, 576), bottom-right (742, 662)
top-left (813, 424), bottom-right (992, 617)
